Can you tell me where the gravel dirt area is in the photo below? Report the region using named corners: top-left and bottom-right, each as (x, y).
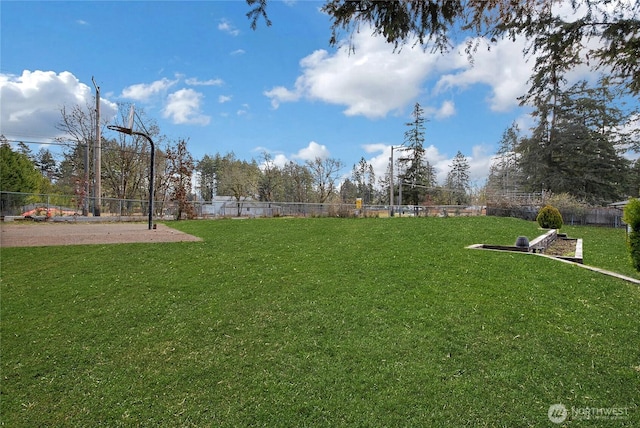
top-left (0, 221), bottom-right (202, 248)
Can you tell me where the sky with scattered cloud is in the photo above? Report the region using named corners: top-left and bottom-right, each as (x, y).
top-left (1, 1), bottom-right (635, 189)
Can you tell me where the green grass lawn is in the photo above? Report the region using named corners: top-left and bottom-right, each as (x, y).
top-left (1, 216), bottom-right (639, 426)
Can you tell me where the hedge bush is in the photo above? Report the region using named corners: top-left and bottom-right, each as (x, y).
top-left (536, 205), bottom-right (563, 229)
top-left (622, 198), bottom-right (640, 271)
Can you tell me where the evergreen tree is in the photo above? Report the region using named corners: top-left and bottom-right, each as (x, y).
top-left (628, 159), bottom-right (640, 198)
top-left (351, 157), bottom-right (375, 204)
top-left (196, 154), bottom-right (217, 201)
top-left (400, 102), bottom-right (434, 205)
top-left (487, 123), bottom-right (522, 196)
top-left (446, 151), bottom-right (470, 205)
top-left (16, 142), bottom-right (33, 160)
top-left (0, 140), bottom-right (43, 211)
top-left (518, 80), bottom-right (631, 204)
top-left (339, 178), bottom-right (358, 203)
top-left (35, 148), bottom-right (58, 183)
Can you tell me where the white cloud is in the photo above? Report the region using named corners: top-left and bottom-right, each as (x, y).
top-left (237, 103), bottom-right (250, 116)
top-left (430, 100), bottom-right (456, 119)
top-left (76, 19), bottom-right (89, 26)
top-left (218, 19), bottom-right (239, 36)
top-left (265, 32), bottom-right (448, 119)
top-left (262, 27), bottom-right (536, 118)
top-left (0, 70), bottom-right (117, 141)
top-left (264, 86), bottom-right (300, 108)
top-left (514, 112), bottom-right (536, 136)
top-left (626, 112), bottom-right (640, 134)
top-left (121, 77), bottom-right (177, 101)
top-left (435, 29), bottom-right (602, 112)
top-left (362, 143), bottom-right (388, 154)
top-left (230, 49), bottom-right (246, 56)
top-left (361, 144), bottom-right (393, 182)
top-left (272, 153), bottom-right (289, 168)
top-left (256, 151), bottom-right (290, 170)
top-left (162, 88), bottom-right (210, 125)
top-left (185, 77), bottom-right (224, 86)
top-left (265, 25), bottom-right (593, 117)
top-left (467, 145), bottom-right (494, 185)
top-left (218, 95), bottom-right (232, 103)
top-left (255, 144), bottom-right (331, 169)
top-left (434, 37), bottom-right (533, 112)
top-left (293, 141), bottom-right (330, 161)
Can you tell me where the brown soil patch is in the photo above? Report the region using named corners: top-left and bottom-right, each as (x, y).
top-left (544, 238), bottom-right (576, 257)
top-left (0, 222), bottom-right (202, 248)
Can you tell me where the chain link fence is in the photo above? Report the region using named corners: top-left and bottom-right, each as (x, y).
top-left (2, 192), bottom-right (488, 220)
top-left (486, 206), bottom-right (625, 228)
top-left (1, 191), bottom-right (158, 220)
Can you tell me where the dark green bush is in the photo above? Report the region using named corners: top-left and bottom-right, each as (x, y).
top-left (536, 205), bottom-right (563, 229)
top-left (622, 198), bottom-right (640, 230)
top-left (627, 230), bottom-right (640, 271)
top-left (623, 198), bottom-right (640, 271)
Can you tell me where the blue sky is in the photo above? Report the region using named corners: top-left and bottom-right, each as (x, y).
top-left (0, 0), bottom-right (624, 186)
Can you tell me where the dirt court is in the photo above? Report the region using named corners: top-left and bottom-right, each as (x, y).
top-left (0, 221), bottom-right (202, 248)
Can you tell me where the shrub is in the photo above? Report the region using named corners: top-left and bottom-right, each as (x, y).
top-left (627, 230), bottom-right (640, 271)
top-left (623, 198), bottom-right (640, 271)
top-left (622, 198), bottom-right (640, 231)
top-left (536, 205), bottom-right (563, 229)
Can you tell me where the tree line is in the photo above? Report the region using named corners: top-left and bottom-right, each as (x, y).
top-left (1, 99), bottom-right (478, 216)
top-left (487, 78), bottom-right (639, 206)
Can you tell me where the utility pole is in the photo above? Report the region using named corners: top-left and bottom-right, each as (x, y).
top-left (93, 77), bottom-right (101, 216)
top-left (83, 140), bottom-right (89, 216)
top-left (389, 148), bottom-right (394, 217)
top-left (398, 168), bottom-right (403, 215)
top-left (389, 145), bottom-right (409, 217)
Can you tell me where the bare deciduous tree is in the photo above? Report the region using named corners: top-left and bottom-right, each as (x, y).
top-left (306, 156), bottom-right (344, 203)
top-left (166, 139), bottom-right (196, 220)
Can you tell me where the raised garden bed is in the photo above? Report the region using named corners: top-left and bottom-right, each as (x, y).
top-left (468, 229), bottom-right (583, 264)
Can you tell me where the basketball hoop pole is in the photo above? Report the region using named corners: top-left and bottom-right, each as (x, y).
top-left (107, 125), bottom-right (155, 230)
